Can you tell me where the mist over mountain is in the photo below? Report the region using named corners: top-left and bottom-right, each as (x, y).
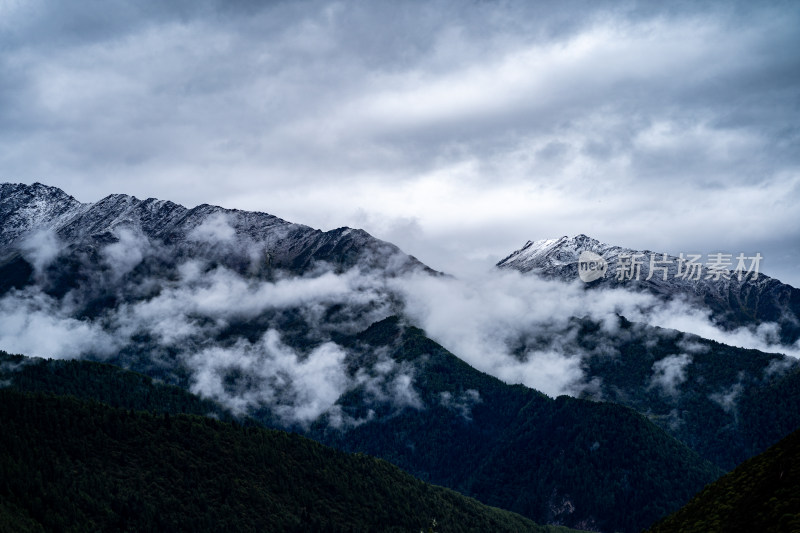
top-left (498, 234), bottom-right (800, 346)
top-left (2, 182), bottom-right (798, 429)
top-left (3, 1), bottom-right (798, 530)
top-left (1, 182), bottom-right (799, 531)
top-left (0, 182), bottom-right (433, 425)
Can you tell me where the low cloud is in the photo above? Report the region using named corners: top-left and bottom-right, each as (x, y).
top-left (710, 380), bottom-right (745, 414)
top-left (355, 355), bottom-right (424, 412)
top-left (676, 338), bottom-right (710, 355)
top-left (187, 330), bottom-right (351, 424)
top-left (635, 299), bottom-right (800, 357)
top-left (20, 229), bottom-right (62, 275)
top-left (0, 239), bottom-right (418, 425)
top-left (439, 388), bottom-right (481, 420)
top-left (1, 226), bottom-right (797, 426)
top-left (111, 264), bottom-right (389, 343)
top-left (392, 268), bottom-right (800, 398)
top-left (101, 227), bottom-right (150, 278)
top-left (391, 270), bottom-right (647, 397)
top-left (188, 212), bottom-right (236, 244)
top-left (649, 354), bottom-right (692, 397)
top-left (0, 288), bottom-right (118, 359)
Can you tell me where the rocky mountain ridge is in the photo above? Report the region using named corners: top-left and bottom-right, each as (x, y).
top-left (498, 234), bottom-right (800, 344)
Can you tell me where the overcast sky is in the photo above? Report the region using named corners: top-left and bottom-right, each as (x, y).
top-left (2, 0), bottom-right (799, 284)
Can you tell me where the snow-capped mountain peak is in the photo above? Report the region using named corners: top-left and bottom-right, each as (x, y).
top-left (0, 182), bottom-right (433, 276)
top-left (497, 235), bottom-right (800, 344)
top-left (497, 234), bottom-right (611, 271)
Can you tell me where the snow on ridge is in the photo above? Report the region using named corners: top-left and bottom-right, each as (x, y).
top-left (0, 182), bottom-right (431, 276)
top-left (497, 234), bottom-right (618, 272)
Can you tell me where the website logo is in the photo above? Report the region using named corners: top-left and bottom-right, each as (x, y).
top-left (578, 251), bottom-right (607, 283)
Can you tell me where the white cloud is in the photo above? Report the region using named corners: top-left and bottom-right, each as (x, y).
top-left (0, 289), bottom-right (118, 359)
top-left (112, 266), bottom-right (385, 338)
top-left (20, 229), bottom-right (61, 274)
top-left (391, 270), bottom-right (652, 397)
top-left (638, 299), bottom-right (800, 357)
top-left (439, 389), bottom-right (481, 420)
top-left (392, 268), bottom-right (800, 398)
top-left (356, 355), bottom-right (424, 412)
top-left (649, 354), bottom-right (692, 397)
top-left (187, 212), bottom-right (236, 244)
top-left (710, 381), bottom-right (744, 414)
top-left (101, 227), bottom-right (149, 277)
top-left (186, 329), bottom-right (350, 424)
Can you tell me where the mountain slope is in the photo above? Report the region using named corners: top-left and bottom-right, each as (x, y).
top-left (1, 326), bottom-right (720, 533)
top-left (561, 316), bottom-right (800, 470)
top-left (0, 183), bottom-right (771, 532)
top-left (311, 317), bottom-right (723, 533)
top-left (0, 182), bottom-right (432, 284)
top-left (497, 235), bottom-right (800, 344)
top-left (647, 427), bottom-right (800, 533)
top-left (0, 388), bottom-right (574, 533)
top-left (495, 236), bottom-right (800, 471)
top-left (0, 350), bottom-right (233, 420)
top-left (0, 181), bottom-right (431, 386)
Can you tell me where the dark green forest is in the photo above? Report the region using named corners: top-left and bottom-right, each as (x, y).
top-left (0, 352), bottom-right (231, 420)
top-left (1, 316), bottom-right (724, 533)
top-left (0, 389), bottom-right (579, 533)
top-left (310, 317), bottom-right (722, 533)
top-left (5, 314), bottom-right (798, 532)
top-left (647, 427), bottom-right (800, 533)
top-left (571, 316), bottom-right (800, 470)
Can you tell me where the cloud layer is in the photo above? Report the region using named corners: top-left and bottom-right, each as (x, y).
top-left (1, 0), bottom-right (798, 284)
top-left (1, 227), bottom-right (797, 419)
top-left (394, 269), bottom-right (800, 397)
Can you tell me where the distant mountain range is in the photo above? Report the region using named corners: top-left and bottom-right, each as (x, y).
top-left (1, 182), bottom-right (798, 532)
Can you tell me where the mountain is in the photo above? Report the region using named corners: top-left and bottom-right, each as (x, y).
top-left (561, 316), bottom-right (800, 471)
top-left (311, 317), bottom-right (722, 533)
top-left (0, 183), bottom-right (786, 532)
top-left (497, 235), bottom-right (800, 345)
top-left (496, 236), bottom-right (800, 470)
top-left (2, 326), bottom-right (721, 533)
top-left (0, 183), bottom-right (432, 274)
top-left (0, 182), bottom-right (433, 298)
top-left (647, 426), bottom-right (800, 533)
top-left (0, 388), bottom-right (575, 533)
top-left (0, 181), bottom-right (431, 380)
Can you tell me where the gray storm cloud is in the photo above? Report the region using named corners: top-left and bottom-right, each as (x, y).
top-left (1, 0), bottom-right (798, 284)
